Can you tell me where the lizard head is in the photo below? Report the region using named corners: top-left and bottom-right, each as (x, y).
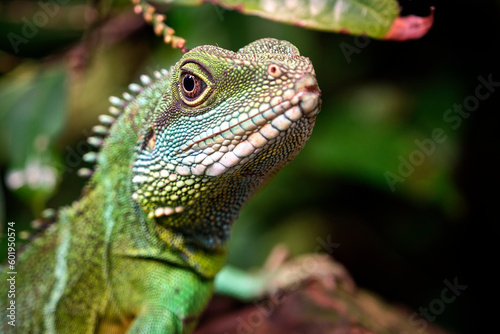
top-left (131, 38), bottom-right (321, 247)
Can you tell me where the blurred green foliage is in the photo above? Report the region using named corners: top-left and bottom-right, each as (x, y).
top-left (0, 64), bottom-right (67, 213)
top-left (1, 0), bottom-right (497, 333)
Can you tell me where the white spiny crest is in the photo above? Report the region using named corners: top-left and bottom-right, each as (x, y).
top-left (123, 92), bottom-right (134, 101)
top-left (87, 136), bottom-right (104, 148)
top-left (83, 152), bottom-right (98, 163)
top-left (78, 69), bottom-right (168, 179)
top-left (41, 208), bottom-right (56, 220)
top-left (109, 106), bottom-right (121, 116)
top-left (77, 167), bottom-right (93, 178)
top-left (27, 208), bottom-right (57, 235)
top-left (129, 83), bottom-right (143, 93)
top-left (98, 115), bottom-right (115, 126)
top-left (92, 125), bottom-right (108, 136)
top-left (140, 74), bottom-right (152, 86)
top-left (109, 96), bottom-right (127, 107)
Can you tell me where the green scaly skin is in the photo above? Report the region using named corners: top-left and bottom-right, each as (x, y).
top-left (0, 38), bottom-right (321, 333)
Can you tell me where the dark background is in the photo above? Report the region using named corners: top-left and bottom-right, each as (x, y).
top-left (1, 0), bottom-right (497, 333)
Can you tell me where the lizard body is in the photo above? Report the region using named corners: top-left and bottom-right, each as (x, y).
top-left (1, 38), bottom-right (321, 333)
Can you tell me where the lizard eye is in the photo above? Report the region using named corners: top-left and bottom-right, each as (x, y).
top-left (181, 73), bottom-right (208, 106)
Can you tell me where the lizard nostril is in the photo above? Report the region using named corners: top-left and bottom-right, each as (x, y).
top-left (295, 74), bottom-right (319, 94)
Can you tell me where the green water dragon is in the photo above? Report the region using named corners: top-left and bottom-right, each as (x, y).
top-left (0, 38), bottom-right (322, 333)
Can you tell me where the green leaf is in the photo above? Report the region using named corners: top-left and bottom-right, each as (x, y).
top-left (169, 0), bottom-right (433, 40)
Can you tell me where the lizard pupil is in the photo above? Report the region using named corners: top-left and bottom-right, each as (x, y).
top-left (183, 74), bottom-right (195, 92)
top-left (181, 73), bottom-right (207, 102)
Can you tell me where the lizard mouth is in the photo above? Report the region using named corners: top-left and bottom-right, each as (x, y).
top-left (176, 74), bottom-right (321, 177)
